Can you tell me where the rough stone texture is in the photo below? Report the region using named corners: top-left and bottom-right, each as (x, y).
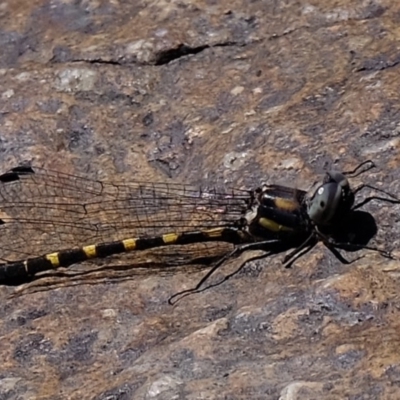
top-left (1, 0), bottom-right (400, 399)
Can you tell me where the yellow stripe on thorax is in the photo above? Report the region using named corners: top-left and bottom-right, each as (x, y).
top-left (259, 217), bottom-right (293, 232)
top-left (274, 198), bottom-right (298, 211)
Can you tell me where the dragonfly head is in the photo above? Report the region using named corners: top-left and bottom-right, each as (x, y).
top-left (307, 171), bottom-right (355, 226)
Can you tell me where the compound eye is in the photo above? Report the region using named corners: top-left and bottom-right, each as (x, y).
top-left (308, 183), bottom-right (340, 225)
top-left (315, 187), bottom-right (329, 211)
top-left (318, 188), bottom-right (326, 206)
top-left (326, 171), bottom-right (348, 186)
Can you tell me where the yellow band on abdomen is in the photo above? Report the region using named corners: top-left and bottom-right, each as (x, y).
top-left (82, 245), bottom-right (97, 258)
top-left (122, 238), bottom-right (137, 251)
top-left (162, 233), bottom-right (179, 244)
top-left (45, 252), bottom-right (60, 267)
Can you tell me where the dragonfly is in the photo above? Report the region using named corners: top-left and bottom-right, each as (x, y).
top-left (0, 160), bottom-right (397, 304)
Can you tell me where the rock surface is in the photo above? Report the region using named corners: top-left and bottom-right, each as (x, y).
top-left (1, 0), bottom-right (400, 399)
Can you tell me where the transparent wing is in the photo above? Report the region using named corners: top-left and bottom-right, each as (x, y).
top-left (0, 166), bottom-right (249, 262)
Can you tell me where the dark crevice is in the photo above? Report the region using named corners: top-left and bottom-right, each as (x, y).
top-left (51, 56), bottom-right (124, 66)
top-left (269, 27), bottom-right (299, 40)
top-left (50, 46), bottom-right (125, 65)
top-left (153, 41), bottom-right (238, 65)
top-left (50, 41), bottom-right (241, 66)
top-left (154, 44), bottom-right (208, 65)
top-left (355, 57), bottom-right (400, 72)
top-left (72, 58), bottom-right (124, 66)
